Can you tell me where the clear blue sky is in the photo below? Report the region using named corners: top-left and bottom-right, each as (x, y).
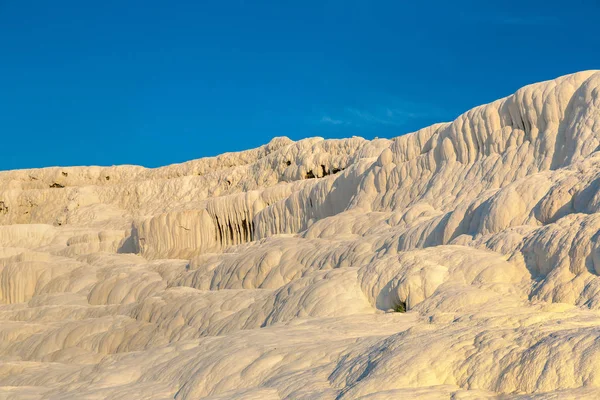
top-left (1, 1), bottom-right (598, 170)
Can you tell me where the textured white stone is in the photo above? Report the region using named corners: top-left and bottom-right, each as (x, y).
top-left (1, 71), bottom-right (600, 398)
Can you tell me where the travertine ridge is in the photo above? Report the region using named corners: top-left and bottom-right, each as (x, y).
top-left (2, 71), bottom-right (600, 398)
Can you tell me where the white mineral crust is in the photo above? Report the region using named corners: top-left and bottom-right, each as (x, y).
top-left (2, 71), bottom-right (600, 398)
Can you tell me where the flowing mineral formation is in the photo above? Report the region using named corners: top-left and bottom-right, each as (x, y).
top-left (2, 71), bottom-right (600, 399)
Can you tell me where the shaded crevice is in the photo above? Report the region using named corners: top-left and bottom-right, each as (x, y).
top-left (0, 201), bottom-right (7, 215)
top-left (305, 166), bottom-right (345, 179)
top-left (227, 221), bottom-right (234, 242)
top-left (215, 216), bottom-right (224, 244)
top-left (211, 211), bottom-right (256, 248)
top-left (241, 219), bottom-right (249, 241)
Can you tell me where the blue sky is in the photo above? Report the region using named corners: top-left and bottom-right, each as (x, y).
top-left (1, 0), bottom-right (598, 169)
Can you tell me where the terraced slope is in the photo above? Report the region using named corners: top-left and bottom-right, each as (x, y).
top-left (1, 71), bottom-right (600, 399)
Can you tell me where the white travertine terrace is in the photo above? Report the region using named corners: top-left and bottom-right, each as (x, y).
top-left (2, 71), bottom-right (600, 398)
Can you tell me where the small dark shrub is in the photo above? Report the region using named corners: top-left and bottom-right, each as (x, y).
top-left (393, 301), bottom-right (407, 313)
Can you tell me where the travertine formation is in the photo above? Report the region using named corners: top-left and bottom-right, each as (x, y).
top-left (2, 71), bottom-right (600, 399)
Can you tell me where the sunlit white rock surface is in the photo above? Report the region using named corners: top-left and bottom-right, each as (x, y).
top-left (2, 71), bottom-right (600, 398)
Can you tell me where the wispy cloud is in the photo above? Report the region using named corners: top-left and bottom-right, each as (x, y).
top-left (320, 116), bottom-right (345, 125)
top-left (320, 99), bottom-right (450, 129)
top-left (346, 108), bottom-right (405, 126)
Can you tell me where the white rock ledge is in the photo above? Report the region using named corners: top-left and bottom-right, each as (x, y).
top-left (1, 71), bottom-right (600, 398)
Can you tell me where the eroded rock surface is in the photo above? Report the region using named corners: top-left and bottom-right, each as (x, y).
top-left (2, 71), bottom-right (600, 398)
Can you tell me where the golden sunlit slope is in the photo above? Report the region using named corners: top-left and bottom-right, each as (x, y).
top-left (1, 70), bottom-right (600, 399)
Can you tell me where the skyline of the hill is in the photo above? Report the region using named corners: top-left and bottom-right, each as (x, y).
top-left (1, 0), bottom-right (599, 170)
